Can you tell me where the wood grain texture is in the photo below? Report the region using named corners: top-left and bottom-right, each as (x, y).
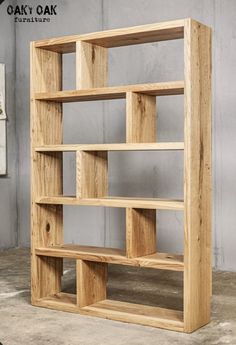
top-left (76, 41), bottom-right (108, 89)
top-left (32, 47), bottom-right (62, 94)
top-left (77, 260), bottom-right (107, 307)
top-left (77, 151), bottom-right (108, 198)
top-left (126, 208), bottom-right (156, 258)
top-left (35, 297), bottom-right (183, 331)
top-left (35, 244), bottom-right (184, 271)
top-left (37, 256), bottom-right (62, 298)
top-left (34, 81), bottom-right (184, 102)
top-left (35, 142), bottom-right (184, 152)
top-left (36, 196), bottom-right (184, 210)
top-left (183, 19), bottom-right (212, 333)
top-left (81, 300), bottom-right (184, 332)
top-left (35, 292), bottom-right (77, 313)
top-left (31, 43), bottom-right (63, 302)
top-left (34, 20), bottom-right (184, 52)
top-left (126, 92), bottom-right (156, 143)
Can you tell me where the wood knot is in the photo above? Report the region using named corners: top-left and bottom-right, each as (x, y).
top-left (46, 222), bottom-right (50, 232)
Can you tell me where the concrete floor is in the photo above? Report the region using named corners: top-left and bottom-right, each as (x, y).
top-left (0, 249), bottom-right (235, 345)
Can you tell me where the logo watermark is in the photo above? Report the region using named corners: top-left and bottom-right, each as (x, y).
top-left (5, 4), bottom-right (58, 23)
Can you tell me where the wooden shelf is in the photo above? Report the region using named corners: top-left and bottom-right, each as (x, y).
top-left (34, 81), bottom-right (184, 102)
top-left (34, 296), bottom-right (183, 332)
top-left (35, 244), bottom-right (184, 271)
top-left (36, 196), bottom-right (184, 210)
top-left (34, 19), bottom-right (185, 53)
top-left (35, 142), bottom-right (184, 152)
top-left (81, 300), bottom-right (184, 332)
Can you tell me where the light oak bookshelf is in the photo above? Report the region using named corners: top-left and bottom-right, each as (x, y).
top-left (30, 18), bottom-right (212, 333)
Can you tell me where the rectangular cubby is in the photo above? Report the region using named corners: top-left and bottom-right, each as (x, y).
top-left (63, 99), bottom-right (126, 145)
top-left (108, 151), bottom-right (183, 199)
top-left (31, 18), bottom-right (212, 333)
top-left (35, 204), bottom-right (183, 270)
top-left (108, 39), bottom-right (184, 87)
top-left (107, 265), bottom-right (183, 311)
top-left (63, 206), bottom-right (118, 248)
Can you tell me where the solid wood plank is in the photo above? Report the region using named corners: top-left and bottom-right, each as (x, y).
top-left (81, 300), bottom-right (184, 331)
top-left (34, 81), bottom-right (184, 102)
top-left (34, 19), bottom-right (185, 52)
top-left (126, 92), bottom-right (156, 143)
top-left (77, 151), bottom-right (108, 198)
top-left (125, 87), bottom-right (157, 279)
top-left (35, 244), bottom-right (184, 271)
top-left (76, 41), bottom-right (108, 89)
top-left (77, 260), bottom-right (107, 307)
top-left (183, 19), bottom-right (212, 333)
top-left (37, 256), bottom-right (61, 299)
top-left (126, 208), bottom-right (156, 258)
top-left (30, 43), bottom-right (63, 302)
top-left (139, 252), bottom-right (184, 270)
top-left (35, 292), bottom-right (77, 313)
top-left (35, 142), bottom-right (185, 152)
top-left (35, 296), bottom-right (184, 331)
top-left (36, 196), bottom-right (184, 210)
top-left (32, 48), bottom-right (62, 93)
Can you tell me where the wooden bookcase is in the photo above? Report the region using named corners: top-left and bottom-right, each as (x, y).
top-left (30, 18), bottom-right (212, 333)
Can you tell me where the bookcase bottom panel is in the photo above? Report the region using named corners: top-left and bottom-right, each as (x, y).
top-left (34, 295), bottom-right (184, 332)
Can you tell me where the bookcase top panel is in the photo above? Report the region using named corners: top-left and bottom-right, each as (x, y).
top-left (33, 19), bottom-right (187, 53)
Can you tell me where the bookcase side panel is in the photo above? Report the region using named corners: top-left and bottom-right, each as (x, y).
top-left (183, 19), bottom-right (212, 332)
top-left (31, 43), bottom-right (63, 301)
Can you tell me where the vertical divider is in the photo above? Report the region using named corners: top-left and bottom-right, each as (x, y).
top-left (183, 19), bottom-right (212, 333)
top-left (75, 40), bottom-right (108, 308)
top-left (126, 92), bottom-right (157, 143)
top-left (76, 150), bottom-right (108, 198)
top-left (77, 260), bottom-right (107, 308)
top-left (125, 91), bottom-right (157, 258)
top-left (76, 41), bottom-right (108, 89)
top-left (126, 208), bottom-right (156, 258)
top-left (31, 43), bottom-right (63, 302)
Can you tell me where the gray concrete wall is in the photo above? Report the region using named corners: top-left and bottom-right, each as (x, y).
top-left (13, 0), bottom-right (236, 271)
top-left (0, 0), bottom-right (17, 248)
